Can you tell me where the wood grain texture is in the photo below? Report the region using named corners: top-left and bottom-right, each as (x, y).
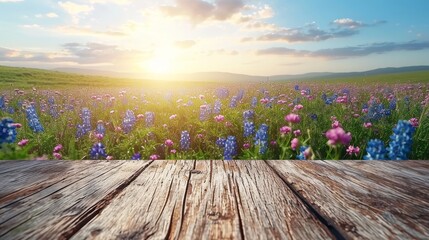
top-left (71, 160), bottom-right (194, 240)
top-left (0, 161), bottom-right (151, 240)
top-left (0, 161), bottom-right (111, 205)
top-left (75, 160), bottom-right (333, 240)
top-left (178, 160), bottom-right (243, 240)
top-left (231, 160), bottom-right (334, 240)
top-left (266, 160), bottom-right (429, 240)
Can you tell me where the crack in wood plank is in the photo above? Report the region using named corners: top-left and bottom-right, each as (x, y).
top-left (60, 160), bottom-right (154, 239)
top-left (265, 160), bottom-right (347, 240)
top-left (266, 160), bottom-right (429, 239)
top-left (70, 160), bottom-right (194, 240)
top-left (0, 161), bottom-right (151, 239)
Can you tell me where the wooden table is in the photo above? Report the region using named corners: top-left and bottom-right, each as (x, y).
top-left (0, 160), bottom-right (428, 240)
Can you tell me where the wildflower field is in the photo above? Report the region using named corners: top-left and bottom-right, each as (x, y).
top-left (1, 67), bottom-right (428, 160)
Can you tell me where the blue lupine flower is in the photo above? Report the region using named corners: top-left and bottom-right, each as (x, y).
top-left (145, 111), bottom-right (155, 127)
top-left (364, 101), bottom-right (386, 122)
top-left (254, 124), bottom-right (269, 154)
top-left (48, 96), bottom-right (55, 105)
top-left (0, 118), bottom-right (17, 144)
top-left (76, 108), bottom-right (91, 137)
top-left (243, 121), bottom-right (255, 137)
top-left (216, 137), bottom-right (226, 148)
top-left (48, 96), bottom-right (58, 118)
top-left (49, 105), bottom-right (59, 118)
top-left (187, 100), bottom-right (193, 106)
top-left (180, 130), bottom-right (190, 150)
top-left (131, 152), bottom-right (141, 160)
top-left (224, 136), bottom-right (237, 160)
top-left (387, 120), bottom-right (415, 160)
top-left (237, 89), bottom-right (245, 101)
top-left (123, 110), bottom-right (136, 133)
top-left (90, 142), bottom-right (107, 160)
top-left (243, 110), bottom-right (254, 121)
top-left (81, 108), bottom-right (91, 132)
top-left (389, 98), bottom-right (397, 110)
top-left (0, 96), bottom-right (5, 111)
top-left (26, 105), bottom-right (44, 133)
top-left (321, 93), bottom-right (327, 101)
top-left (293, 98), bottom-right (301, 105)
top-left (229, 96), bottom-right (238, 108)
top-left (251, 96), bottom-right (258, 108)
top-left (199, 105), bottom-right (210, 121)
top-left (7, 107), bottom-right (14, 114)
top-left (305, 88), bottom-right (311, 95)
top-left (364, 139), bottom-right (387, 160)
top-left (297, 146), bottom-right (309, 160)
top-left (96, 122), bottom-right (106, 135)
top-left (216, 88), bottom-right (229, 99)
top-left (294, 85), bottom-right (300, 91)
top-left (309, 113), bottom-right (318, 121)
top-left (404, 96), bottom-right (410, 110)
top-left (213, 99), bottom-right (222, 114)
top-left (342, 88), bottom-right (350, 95)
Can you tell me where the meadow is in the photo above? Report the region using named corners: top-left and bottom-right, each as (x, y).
top-left (1, 66), bottom-right (428, 160)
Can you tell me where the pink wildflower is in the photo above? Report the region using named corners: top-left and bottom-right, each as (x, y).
top-left (325, 127), bottom-right (352, 146)
top-left (293, 129), bottom-right (301, 137)
top-left (285, 113), bottom-right (301, 124)
top-left (291, 138), bottom-right (299, 150)
top-left (214, 115), bottom-right (225, 122)
top-left (280, 126), bottom-right (291, 135)
top-left (11, 123), bottom-right (22, 128)
top-left (53, 152), bottom-right (62, 160)
top-left (150, 154), bottom-right (160, 160)
top-left (169, 114), bottom-right (177, 120)
top-left (293, 104), bottom-right (303, 111)
top-left (332, 120), bottom-right (341, 128)
top-left (106, 156), bottom-right (114, 160)
top-left (165, 139), bottom-right (174, 147)
top-left (346, 146), bottom-right (360, 156)
top-left (18, 139), bottom-right (29, 147)
top-left (243, 143), bottom-right (251, 149)
top-left (363, 122), bottom-right (372, 128)
top-left (170, 149), bottom-right (177, 154)
top-left (53, 144), bottom-right (63, 153)
top-left (409, 118), bottom-right (419, 127)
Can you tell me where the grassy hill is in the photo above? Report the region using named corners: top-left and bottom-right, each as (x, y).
top-left (0, 65), bottom-right (428, 90)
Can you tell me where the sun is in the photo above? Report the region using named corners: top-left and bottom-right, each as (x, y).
top-left (142, 47), bottom-right (178, 75)
top-left (145, 56), bottom-right (173, 74)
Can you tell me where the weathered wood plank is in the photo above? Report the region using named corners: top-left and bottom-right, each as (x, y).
top-left (0, 161), bottom-right (116, 204)
top-left (71, 160), bottom-right (194, 240)
top-left (266, 160), bottom-right (429, 239)
top-left (74, 160), bottom-right (333, 240)
top-left (231, 160), bottom-right (334, 240)
top-left (323, 161), bottom-right (429, 203)
top-left (0, 160), bottom-right (63, 175)
top-left (178, 160), bottom-right (243, 239)
top-left (0, 161), bottom-right (151, 239)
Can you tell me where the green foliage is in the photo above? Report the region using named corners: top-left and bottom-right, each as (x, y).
top-left (1, 65), bottom-right (428, 160)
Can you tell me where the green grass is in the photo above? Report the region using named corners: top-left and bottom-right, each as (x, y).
top-left (1, 65), bottom-right (428, 160)
top-left (1, 65), bottom-right (429, 89)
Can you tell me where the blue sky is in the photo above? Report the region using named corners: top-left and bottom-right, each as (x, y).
top-left (0, 0), bottom-right (428, 76)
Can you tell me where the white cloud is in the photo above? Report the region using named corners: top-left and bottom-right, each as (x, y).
top-left (46, 12), bottom-right (59, 18)
top-left (89, 0), bottom-right (131, 5)
top-left (59, 1), bottom-right (93, 15)
top-left (160, 0), bottom-right (245, 24)
top-left (35, 12), bottom-right (59, 18)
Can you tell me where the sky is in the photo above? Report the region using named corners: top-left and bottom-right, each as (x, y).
top-left (0, 0), bottom-right (428, 76)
